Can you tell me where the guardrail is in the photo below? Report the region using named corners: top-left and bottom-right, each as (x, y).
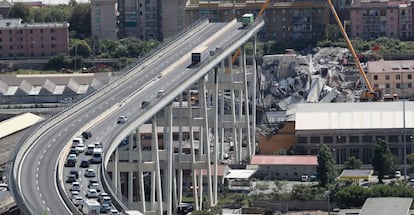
top-left (6, 17), bottom-right (212, 214)
top-left (100, 17), bottom-right (265, 213)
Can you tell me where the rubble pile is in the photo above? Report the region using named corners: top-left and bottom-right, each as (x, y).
top-left (258, 47), bottom-right (360, 111)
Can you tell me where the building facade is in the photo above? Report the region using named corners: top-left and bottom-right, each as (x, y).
top-left (293, 102), bottom-right (414, 166)
top-left (366, 60), bottom-right (414, 98)
top-left (184, 0), bottom-right (329, 42)
top-left (91, 0), bottom-right (118, 40)
top-left (0, 19), bottom-right (69, 59)
top-left (349, 0), bottom-right (413, 39)
top-left (160, 0), bottom-right (186, 39)
top-left (251, 155), bottom-right (317, 181)
top-left (117, 0), bottom-right (161, 40)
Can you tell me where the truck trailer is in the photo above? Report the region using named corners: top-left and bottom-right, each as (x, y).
top-left (82, 199), bottom-right (100, 215)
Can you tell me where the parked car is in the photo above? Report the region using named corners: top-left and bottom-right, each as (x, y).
top-left (86, 188), bottom-right (99, 198)
top-left (98, 192), bottom-right (109, 203)
top-left (82, 131), bottom-right (92, 139)
top-left (84, 169), bottom-right (96, 177)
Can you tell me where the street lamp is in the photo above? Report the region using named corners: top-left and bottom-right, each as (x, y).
top-left (403, 98), bottom-right (407, 181)
top-left (326, 172), bottom-right (331, 215)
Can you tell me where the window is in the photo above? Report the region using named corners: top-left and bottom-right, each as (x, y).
top-left (376, 136), bottom-right (386, 141)
top-left (396, 83), bottom-right (401, 88)
top-left (408, 83), bottom-right (412, 88)
top-left (337, 136), bottom-right (346, 143)
top-left (350, 136), bottom-right (359, 143)
top-left (385, 83), bottom-right (390, 88)
top-left (408, 74), bottom-right (412, 80)
top-left (385, 75), bottom-right (390, 80)
top-left (9, 38), bottom-right (12, 42)
top-left (297, 137), bottom-right (307, 143)
top-left (323, 136), bottom-right (333, 143)
top-left (389, 135), bottom-right (399, 142)
top-left (310, 136), bottom-right (320, 143)
top-left (362, 135), bottom-right (373, 143)
top-left (9, 45), bottom-right (12, 50)
top-left (374, 75), bottom-right (378, 80)
top-left (396, 74), bottom-right (401, 80)
top-left (40, 29), bottom-right (43, 33)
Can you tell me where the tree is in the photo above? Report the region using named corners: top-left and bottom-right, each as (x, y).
top-left (372, 139), bottom-right (394, 183)
top-left (317, 144), bottom-right (337, 186)
top-left (69, 40), bottom-right (92, 57)
top-left (344, 156), bottom-right (362, 169)
top-left (68, 3), bottom-right (91, 38)
top-left (334, 185), bottom-right (369, 208)
top-left (9, 3), bottom-right (31, 22)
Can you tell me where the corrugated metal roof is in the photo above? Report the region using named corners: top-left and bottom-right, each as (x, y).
top-left (224, 169), bottom-right (257, 179)
top-left (360, 197), bottom-right (412, 215)
top-left (339, 169), bottom-right (373, 179)
top-left (293, 102), bottom-right (414, 130)
top-left (250, 155), bottom-right (318, 166)
top-left (0, 113), bottom-right (44, 138)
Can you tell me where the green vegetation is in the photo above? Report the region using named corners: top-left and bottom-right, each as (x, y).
top-left (317, 144), bottom-right (337, 186)
top-left (344, 156), bottom-right (362, 169)
top-left (372, 139), bottom-right (394, 183)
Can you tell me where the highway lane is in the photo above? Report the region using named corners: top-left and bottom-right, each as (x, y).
top-left (16, 22), bottom-right (228, 214)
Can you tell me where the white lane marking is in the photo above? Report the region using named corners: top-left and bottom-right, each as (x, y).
top-left (47, 143), bottom-right (51, 148)
top-left (52, 138), bottom-right (56, 142)
top-left (42, 200), bottom-right (45, 204)
top-left (37, 187), bottom-right (39, 191)
top-left (36, 167), bottom-right (39, 172)
top-left (36, 180), bottom-right (38, 184)
top-left (36, 173), bottom-right (38, 178)
top-left (39, 193), bottom-right (42, 198)
top-left (58, 133), bottom-right (62, 136)
top-left (40, 155), bottom-right (43, 160)
top-left (47, 207), bottom-right (50, 211)
top-left (38, 161), bottom-right (40, 165)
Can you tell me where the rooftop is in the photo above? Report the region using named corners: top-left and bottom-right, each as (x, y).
top-left (0, 18), bottom-right (69, 28)
top-left (367, 60), bottom-right (414, 74)
top-left (250, 155), bottom-right (318, 166)
top-left (291, 102), bottom-right (414, 130)
top-left (360, 197), bottom-right (412, 215)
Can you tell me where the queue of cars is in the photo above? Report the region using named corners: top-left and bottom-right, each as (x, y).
top-left (64, 133), bottom-right (120, 214)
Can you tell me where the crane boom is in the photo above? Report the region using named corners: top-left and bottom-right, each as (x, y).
top-left (226, 0), bottom-right (270, 74)
top-left (326, 0), bottom-right (375, 94)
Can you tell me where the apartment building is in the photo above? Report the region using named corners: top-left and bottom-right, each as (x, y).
top-left (184, 0), bottom-right (329, 42)
top-left (160, 0), bottom-right (187, 39)
top-left (367, 60), bottom-right (414, 98)
top-left (0, 0), bottom-right (12, 19)
top-left (349, 0), bottom-right (413, 39)
top-left (91, 0), bottom-right (118, 40)
top-left (0, 19), bottom-right (69, 59)
top-left (117, 0), bottom-right (161, 40)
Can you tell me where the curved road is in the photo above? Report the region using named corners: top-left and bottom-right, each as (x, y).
top-left (13, 18), bottom-right (264, 214)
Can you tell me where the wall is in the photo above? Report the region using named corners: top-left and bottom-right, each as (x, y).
top-left (258, 122), bottom-right (296, 155)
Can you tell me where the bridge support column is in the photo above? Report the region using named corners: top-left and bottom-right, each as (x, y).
top-left (136, 127), bottom-right (147, 212)
top-left (151, 116), bottom-right (163, 214)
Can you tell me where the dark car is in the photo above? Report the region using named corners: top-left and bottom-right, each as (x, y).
top-left (66, 174), bottom-right (77, 183)
top-left (70, 169), bottom-right (80, 179)
top-left (69, 147), bottom-right (79, 155)
top-left (82, 131), bottom-right (92, 139)
top-left (80, 159), bottom-right (90, 168)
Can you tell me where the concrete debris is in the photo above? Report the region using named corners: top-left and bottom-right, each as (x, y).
top-left (258, 47), bottom-right (360, 113)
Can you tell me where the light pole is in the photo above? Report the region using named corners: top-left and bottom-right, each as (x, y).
top-left (403, 98), bottom-right (407, 181)
top-left (326, 172), bottom-right (331, 215)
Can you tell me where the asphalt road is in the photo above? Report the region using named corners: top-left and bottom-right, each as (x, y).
top-left (15, 18), bottom-right (263, 214)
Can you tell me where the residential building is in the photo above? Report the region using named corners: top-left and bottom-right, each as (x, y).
top-left (117, 0), bottom-right (160, 40)
top-left (160, 0), bottom-right (186, 39)
top-left (293, 102), bottom-right (414, 166)
top-left (184, 0), bottom-right (329, 42)
top-left (91, 0), bottom-right (118, 40)
top-left (0, 19), bottom-right (69, 59)
top-left (366, 60), bottom-right (414, 98)
top-left (250, 155), bottom-right (317, 181)
top-left (349, 0), bottom-right (413, 39)
top-left (0, 0), bottom-right (12, 19)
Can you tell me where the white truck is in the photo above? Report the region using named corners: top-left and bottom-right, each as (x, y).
top-left (82, 199), bottom-right (100, 215)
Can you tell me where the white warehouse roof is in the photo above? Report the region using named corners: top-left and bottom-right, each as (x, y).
top-left (292, 102), bottom-right (414, 130)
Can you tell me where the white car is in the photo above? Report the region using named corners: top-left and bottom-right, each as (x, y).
top-left (84, 169), bottom-right (96, 177)
top-left (73, 196), bottom-right (83, 206)
top-left (87, 188), bottom-right (99, 198)
top-left (70, 182), bottom-right (81, 192)
top-left (117, 115), bottom-right (128, 124)
top-left (75, 142), bottom-right (85, 153)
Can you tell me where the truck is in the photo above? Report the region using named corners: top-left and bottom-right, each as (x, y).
top-left (241, 13), bottom-right (254, 27)
top-left (82, 199), bottom-right (100, 215)
top-left (191, 52), bottom-right (201, 65)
